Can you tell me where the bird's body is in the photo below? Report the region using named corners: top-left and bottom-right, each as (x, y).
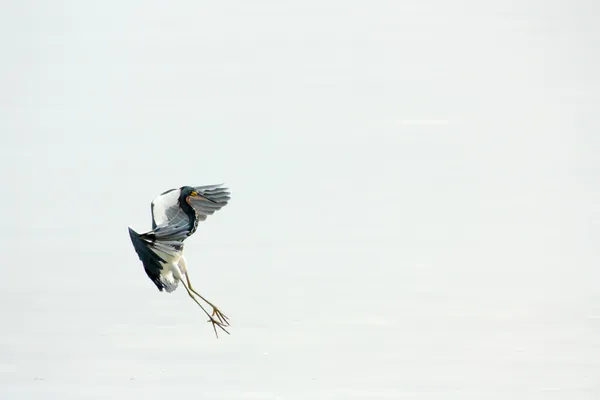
top-left (148, 246), bottom-right (184, 293)
top-left (128, 184), bottom-right (231, 336)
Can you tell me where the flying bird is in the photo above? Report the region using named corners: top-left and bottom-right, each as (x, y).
top-left (128, 184), bottom-right (231, 337)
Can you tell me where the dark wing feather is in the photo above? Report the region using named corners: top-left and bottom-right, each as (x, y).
top-left (128, 227), bottom-right (167, 291)
top-left (128, 223), bottom-right (187, 291)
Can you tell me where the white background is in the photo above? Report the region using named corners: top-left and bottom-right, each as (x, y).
top-left (1, 1), bottom-right (599, 399)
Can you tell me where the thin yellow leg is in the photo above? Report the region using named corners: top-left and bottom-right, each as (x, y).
top-left (185, 273), bottom-right (230, 326)
top-left (180, 279), bottom-right (229, 338)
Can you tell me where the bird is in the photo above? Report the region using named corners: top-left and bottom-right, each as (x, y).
top-left (128, 184), bottom-right (231, 337)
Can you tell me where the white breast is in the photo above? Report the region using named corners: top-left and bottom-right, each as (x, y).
top-left (153, 247), bottom-right (184, 293)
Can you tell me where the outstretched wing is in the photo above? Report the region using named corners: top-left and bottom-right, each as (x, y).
top-left (187, 184), bottom-right (231, 235)
top-left (150, 188), bottom-right (189, 230)
top-left (128, 224), bottom-right (188, 291)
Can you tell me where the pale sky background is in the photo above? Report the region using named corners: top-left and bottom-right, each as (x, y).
top-left (1, 1), bottom-right (599, 399)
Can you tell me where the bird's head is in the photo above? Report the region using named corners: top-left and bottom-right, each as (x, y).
top-left (180, 186), bottom-right (217, 203)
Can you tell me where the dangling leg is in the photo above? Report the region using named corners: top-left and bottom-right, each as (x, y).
top-left (178, 256), bottom-right (230, 326)
top-left (179, 278), bottom-right (229, 338)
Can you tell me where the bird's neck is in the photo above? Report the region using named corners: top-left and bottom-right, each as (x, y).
top-left (179, 196), bottom-right (197, 231)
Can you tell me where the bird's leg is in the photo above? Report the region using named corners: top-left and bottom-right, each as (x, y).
top-left (179, 279), bottom-right (229, 338)
top-left (178, 256), bottom-right (230, 326)
top-left (185, 274), bottom-right (230, 326)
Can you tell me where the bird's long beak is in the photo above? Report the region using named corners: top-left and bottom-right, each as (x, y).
top-left (191, 192), bottom-right (217, 204)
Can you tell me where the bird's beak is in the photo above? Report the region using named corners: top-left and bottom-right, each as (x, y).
top-left (190, 191), bottom-right (217, 204)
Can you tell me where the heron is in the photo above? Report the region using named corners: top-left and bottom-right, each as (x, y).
top-left (128, 184), bottom-right (231, 337)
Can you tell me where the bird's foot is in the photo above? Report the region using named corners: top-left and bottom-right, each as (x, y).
top-left (208, 316), bottom-right (230, 338)
top-left (211, 307), bottom-right (230, 327)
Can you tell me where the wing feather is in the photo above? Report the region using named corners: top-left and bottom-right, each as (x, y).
top-left (128, 227), bottom-right (169, 291)
top-left (187, 185), bottom-right (230, 228)
top-left (151, 188), bottom-right (185, 229)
